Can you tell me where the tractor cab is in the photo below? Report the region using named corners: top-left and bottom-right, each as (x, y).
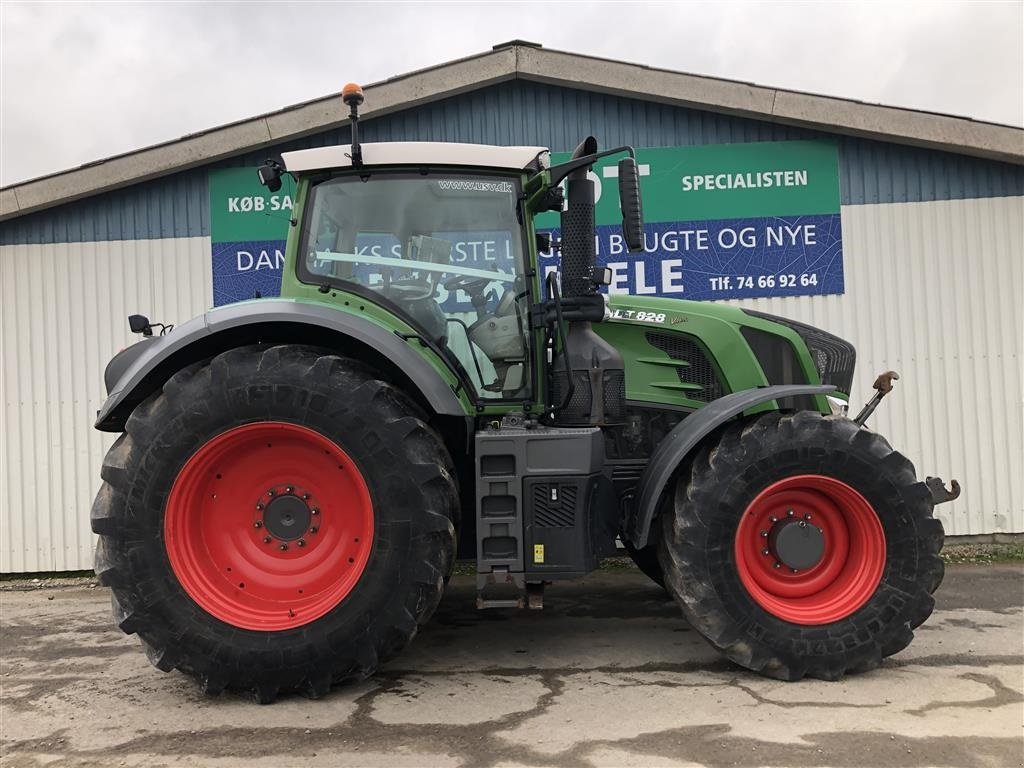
top-left (278, 142), bottom-right (547, 401)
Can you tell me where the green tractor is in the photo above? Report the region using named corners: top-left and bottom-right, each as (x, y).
top-left (92, 85), bottom-right (958, 702)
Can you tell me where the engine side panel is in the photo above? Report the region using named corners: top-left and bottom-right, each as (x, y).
top-left (595, 294), bottom-right (830, 413)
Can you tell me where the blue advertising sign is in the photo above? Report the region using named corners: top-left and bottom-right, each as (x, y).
top-left (536, 214), bottom-right (843, 301)
top-left (211, 239), bottom-right (286, 306)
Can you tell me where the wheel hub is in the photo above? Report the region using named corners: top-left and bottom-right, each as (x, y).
top-left (163, 422), bottom-right (374, 631)
top-left (262, 493), bottom-right (311, 541)
top-left (769, 518), bottom-right (825, 571)
top-left (734, 474), bottom-right (887, 625)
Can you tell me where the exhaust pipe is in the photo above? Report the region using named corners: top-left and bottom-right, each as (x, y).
top-left (551, 137), bottom-right (625, 427)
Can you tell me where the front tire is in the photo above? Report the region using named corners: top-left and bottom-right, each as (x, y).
top-left (91, 344), bottom-right (457, 701)
top-left (659, 411), bottom-right (944, 681)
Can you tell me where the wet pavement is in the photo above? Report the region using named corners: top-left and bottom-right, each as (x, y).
top-left (1, 565), bottom-right (1022, 767)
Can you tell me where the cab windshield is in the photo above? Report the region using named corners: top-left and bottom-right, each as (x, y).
top-left (298, 173), bottom-right (532, 400)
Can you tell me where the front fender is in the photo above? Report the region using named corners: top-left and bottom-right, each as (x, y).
top-left (95, 299), bottom-right (467, 431)
top-left (627, 384), bottom-right (836, 548)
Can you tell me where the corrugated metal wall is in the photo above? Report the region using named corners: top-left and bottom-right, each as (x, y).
top-left (725, 196), bottom-right (1024, 537)
top-left (0, 237), bottom-right (212, 571)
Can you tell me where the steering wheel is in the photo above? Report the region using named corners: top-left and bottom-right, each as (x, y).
top-left (442, 274), bottom-right (492, 296)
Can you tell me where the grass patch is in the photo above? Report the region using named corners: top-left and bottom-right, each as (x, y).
top-left (941, 542), bottom-right (1024, 565)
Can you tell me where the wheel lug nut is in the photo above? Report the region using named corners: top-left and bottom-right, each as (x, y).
top-left (253, 520), bottom-right (263, 529)
top-left (279, 543), bottom-right (288, 551)
top-left (303, 493), bottom-right (311, 500)
top-left (791, 568), bottom-right (799, 574)
top-left (804, 513), bottom-right (812, 520)
top-left (267, 489), bottom-right (275, 497)
top-left (787, 509), bottom-right (794, 517)
top-left (769, 516), bottom-right (778, 523)
top-left (255, 503), bottom-right (263, 511)
top-left (773, 562), bottom-right (781, 569)
top-left (311, 508), bottom-right (320, 516)
top-left (263, 536), bottom-right (272, 544)
top-left (760, 530), bottom-right (768, 538)
top-left (309, 527), bottom-right (319, 535)
top-left (761, 548), bottom-right (770, 556)
top-left (297, 539), bottom-right (306, 548)
top-left (286, 486), bottom-right (294, 493)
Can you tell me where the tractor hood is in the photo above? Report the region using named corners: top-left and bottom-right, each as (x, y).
top-left (597, 294), bottom-right (856, 403)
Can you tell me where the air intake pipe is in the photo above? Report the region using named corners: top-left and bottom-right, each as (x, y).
top-left (560, 137), bottom-right (599, 299)
top-left (551, 137), bottom-right (626, 427)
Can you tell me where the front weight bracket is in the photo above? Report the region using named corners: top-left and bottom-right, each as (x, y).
top-left (925, 477), bottom-right (962, 505)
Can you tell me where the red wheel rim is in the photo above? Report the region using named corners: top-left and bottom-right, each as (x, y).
top-left (164, 422), bottom-right (374, 631)
top-left (734, 474), bottom-right (885, 625)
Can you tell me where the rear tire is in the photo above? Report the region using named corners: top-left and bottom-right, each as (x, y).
top-left (623, 541), bottom-right (666, 589)
top-left (659, 410), bottom-right (944, 681)
top-left (91, 344), bottom-right (457, 702)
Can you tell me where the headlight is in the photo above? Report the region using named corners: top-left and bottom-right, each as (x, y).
top-left (742, 310), bottom-right (857, 395)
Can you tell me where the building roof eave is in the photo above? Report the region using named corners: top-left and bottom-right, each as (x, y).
top-left (2, 42), bottom-right (1021, 223)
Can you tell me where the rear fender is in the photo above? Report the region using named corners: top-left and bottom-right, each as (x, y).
top-left (627, 384), bottom-right (836, 548)
top-left (95, 300), bottom-right (467, 431)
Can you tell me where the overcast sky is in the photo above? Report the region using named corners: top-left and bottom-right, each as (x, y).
top-left (1, 1), bottom-right (1021, 186)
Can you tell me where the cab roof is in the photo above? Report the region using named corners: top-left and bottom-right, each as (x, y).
top-left (280, 142), bottom-right (550, 174)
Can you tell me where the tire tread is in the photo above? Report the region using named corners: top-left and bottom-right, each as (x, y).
top-left (658, 410), bottom-right (945, 682)
top-left (91, 344), bottom-right (457, 702)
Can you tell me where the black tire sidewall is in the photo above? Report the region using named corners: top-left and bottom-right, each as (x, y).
top-left (118, 345), bottom-right (454, 684)
top-left (661, 412), bottom-right (937, 677)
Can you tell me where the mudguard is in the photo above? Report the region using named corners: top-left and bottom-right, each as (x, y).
top-left (95, 299), bottom-right (466, 431)
top-left (628, 384), bottom-right (836, 548)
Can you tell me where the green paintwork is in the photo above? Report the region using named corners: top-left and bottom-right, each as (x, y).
top-left (594, 295), bottom-right (832, 414)
top-left (276, 165), bottom-right (834, 419)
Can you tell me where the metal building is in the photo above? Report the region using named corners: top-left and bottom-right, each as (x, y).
top-left (2, 42), bottom-right (1022, 572)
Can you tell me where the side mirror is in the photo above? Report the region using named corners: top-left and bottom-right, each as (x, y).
top-left (591, 266), bottom-right (613, 287)
top-left (618, 157), bottom-right (644, 252)
top-left (128, 314), bottom-right (153, 336)
top-left (257, 160), bottom-right (283, 193)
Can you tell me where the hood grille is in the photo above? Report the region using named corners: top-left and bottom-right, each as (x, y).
top-left (644, 331), bottom-right (724, 403)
